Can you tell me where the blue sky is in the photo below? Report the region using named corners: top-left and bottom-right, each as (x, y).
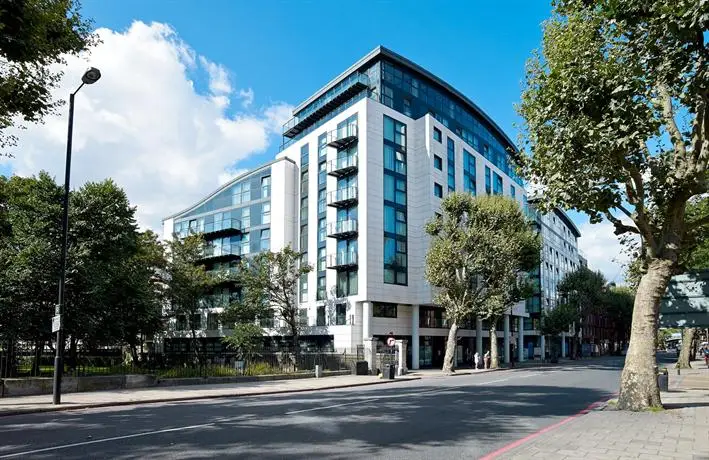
top-left (2, 1), bottom-right (628, 282)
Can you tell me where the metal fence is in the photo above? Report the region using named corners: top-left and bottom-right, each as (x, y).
top-left (1, 346), bottom-right (364, 379)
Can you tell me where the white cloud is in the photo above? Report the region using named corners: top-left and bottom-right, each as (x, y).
top-left (577, 219), bottom-right (638, 284)
top-left (217, 168), bottom-right (248, 186)
top-left (238, 88), bottom-right (254, 108)
top-left (2, 21), bottom-right (292, 231)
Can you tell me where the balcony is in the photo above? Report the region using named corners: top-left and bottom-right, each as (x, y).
top-left (327, 219), bottom-right (358, 239)
top-left (200, 244), bottom-right (241, 262)
top-left (326, 252), bottom-right (358, 270)
top-left (202, 218), bottom-right (242, 238)
top-left (326, 125), bottom-right (358, 149)
top-left (283, 73), bottom-right (370, 138)
top-left (327, 186), bottom-right (358, 208)
top-left (327, 155), bottom-right (358, 178)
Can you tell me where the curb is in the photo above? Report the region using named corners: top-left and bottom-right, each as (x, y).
top-left (0, 377), bottom-right (422, 418)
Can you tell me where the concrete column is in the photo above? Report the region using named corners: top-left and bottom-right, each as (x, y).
top-left (561, 332), bottom-right (567, 358)
top-left (362, 301), bottom-right (372, 341)
top-left (395, 339), bottom-right (407, 375)
top-left (476, 317), bottom-right (483, 354)
top-left (411, 305), bottom-right (420, 370)
top-left (503, 314), bottom-right (511, 364)
top-left (540, 335), bottom-right (546, 361)
top-left (363, 337), bottom-right (378, 374)
top-left (518, 316), bottom-right (525, 361)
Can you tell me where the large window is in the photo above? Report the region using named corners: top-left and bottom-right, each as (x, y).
top-left (316, 275), bottom-right (326, 301)
top-left (493, 172), bottom-right (503, 196)
top-left (464, 150), bottom-right (476, 195)
top-left (434, 183), bottom-right (443, 198)
top-left (373, 303), bottom-right (397, 318)
top-left (485, 166), bottom-right (492, 195)
top-left (447, 137), bottom-right (455, 191)
top-left (336, 303), bottom-right (347, 325)
top-left (262, 203), bottom-right (271, 224)
top-left (231, 182), bottom-right (251, 206)
top-left (318, 160), bottom-right (327, 186)
top-left (316, 306), bottom-right (326, 327)
top-left (433, 127), bottom-right (442, 142)
top-left (318, 247), bottom-right (326, 272)
top-left (434, 155), bottom-right (442, 170)
top-left (261, 176), bottom-right (271, 198)
top-left (336, 270), bottom-right (358, 296)
top-left (260, 229), bottom-right (270, 251)
top-left (318, 132), bottom-right (328, 160)
top-left (301, 143), bottom-right (309, 169)
top-left (318, 217), bottom-right (326, 243)
top-left (383, 115), bottom-right (408, 286)
top-left (510, 184), bottom-right (516, 198)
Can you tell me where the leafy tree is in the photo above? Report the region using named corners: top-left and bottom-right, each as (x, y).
top-left (425, 194), bottom-right (540, 373)
top-left (163, 234), bottom-right (212, 362)
top-left (518, 0), bottom-right (709, 410)
top-left (557, 267), bottom-right (607, 359)
top-left (0, 0), bottom-right (97, 153)
top-left (682, 197), bottom-right (709, 270)
top-left (604, 286), bottom-right (634, 353)
top-left (540, 302), bottom-right (576, 358)
top-left (228, 245), bottom-right (312, 364)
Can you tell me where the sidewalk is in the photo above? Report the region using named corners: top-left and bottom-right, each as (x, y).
top-left (0, 373), bottom-right (420, 417)
top-left (495, 359), bottom-right (709, 460)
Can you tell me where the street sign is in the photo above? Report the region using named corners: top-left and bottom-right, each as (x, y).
top-left (52, 314), bottom-right (62, 333)
top-left (387, 337), bottom-right (396, 347)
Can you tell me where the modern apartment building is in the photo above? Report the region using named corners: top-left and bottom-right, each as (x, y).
top-left (162, 46), bottom-right (532, 369)
top-left (524, 199), bottom-right (582, 359)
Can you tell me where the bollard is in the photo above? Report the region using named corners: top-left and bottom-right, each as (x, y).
top-left (315, 365), bottom-right (322, 378)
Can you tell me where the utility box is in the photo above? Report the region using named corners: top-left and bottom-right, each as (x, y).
top-left (353, 361), bottom-right (368, 375)
top-left (658, 368), bottom-right (669, 392)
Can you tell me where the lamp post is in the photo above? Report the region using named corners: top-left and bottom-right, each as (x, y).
top-left (53, 67), bottom-right (101, 405)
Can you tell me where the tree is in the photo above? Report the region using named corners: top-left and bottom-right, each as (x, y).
top-left (229, 245), bottom-right (312, 363)
top-left (557, 267), bottom-right (607, 359)
top-left (676, 327), bottom-right (696, 369)
top-left (540, 302), bottom-right (576, 359)
top-left (518, 0), bottom-right (709, 410)
top-left (425, 194), bottom-right (541, 374)
top-left (163, 234), bottom-right (212, 362)
top-left (0, 0), bottom-right (97, 153)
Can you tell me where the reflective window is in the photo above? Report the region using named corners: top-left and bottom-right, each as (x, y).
top-left (433, 127), bottom-right (442, 142)
top-left (434, 183), bottom-right (443, 198)
top-left (434, 155), bottom-right (442, 170)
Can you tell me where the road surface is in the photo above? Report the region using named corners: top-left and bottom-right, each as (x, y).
top-left (0, 357), bottom-right (624, 459)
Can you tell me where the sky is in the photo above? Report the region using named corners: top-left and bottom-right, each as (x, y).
top-left (0, 0), bottom-right (631, 283)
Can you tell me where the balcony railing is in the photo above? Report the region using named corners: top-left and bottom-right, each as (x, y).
top-left (327, 219), bottom-right (358, 239)
top-left (177, 218), bottom-right (242, 239)
top-left (327, 186), bottom-right (358, 208)
top-left (283, 73), bottom-right (370, 138)
top-left (327, 155), bottom-right (358, 178)
top-left (201, 244), bottom-right (241, 261)
top-left (326, 252), bottom-right (358, 269)
top-left (326, 125), bottom-right (358, 149)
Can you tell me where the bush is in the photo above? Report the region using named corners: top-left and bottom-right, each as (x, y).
top-left (245, 362), bottom-right (279, 376)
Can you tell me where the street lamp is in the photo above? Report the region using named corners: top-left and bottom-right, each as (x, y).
top-left (53, 67), bottom-right (101, 405)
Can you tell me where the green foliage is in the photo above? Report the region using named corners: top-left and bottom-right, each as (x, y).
top-left (222, 323), bottom-right (264, 357)
top-left (681, 197), bottom-right (709, 270)
top-left (425, 194), bottom-right (541, 325)
top-left (224, 245), bottom-right (312, 348)
top-left (0, 0), bottom-right (98, 152)
top-left (540, 303), bottom-right (576, 337)
top-left (604, 286), bottom-right (635, 341)
top-left (557, 267), bottom-right (607, 322)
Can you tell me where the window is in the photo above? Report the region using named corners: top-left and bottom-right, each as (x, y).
top-left (261, 176), bottom-right (271, 198)
top-left (336, 303), bottom-right (347, 325)
top-left (485, 166), bottom-right (492, 195)
top-left (318, 160), bottom-right (327, 186)
top-left (300, 197), bottom-right (308, 223)
top-left (260, 229), bottom-right (270, 251)
top-left (316, 306), bottom-right (326, 326)
top-left (175, 315), bottom-right (187, 331)
top-left (299, 274), bottom-right (308, 302)
top-left (318, 217), bottom-right (326, 243)
top-left (510, 185), bottom-right (516, 198)
top-left (299, 224), bottom-right (308, 251)
top-left (240, 233), bottom-right (250, 255)
top-left (318, 189), bottom-right (326, 214)
top-left (231, 182), bottom-right (251, 205)
top-left (262, 203), bottom-right (271, 224)
top-left (373, 303), bottom-right (397, 318)
top-left (384, 145), bottom-right (406, 175)
top-left (207, 313), bottom-right (219, 331)
top-left (447, 137), bottom-right (455, 191)
top-left (493, 172), bottom-right (503, 195)
top-left (384, 174), bottom-right (406, 205)
top-left (403, 98), bottom-right (411, 117)
top-left (336, 270), bottom-right (358, 296)
top-left (318, 247), bottom-right (326, 272)
top-left (384, 205), bottom-right (406, 236)
top-left (317, 275), bottom-right (326, 300)
top-left (384, 115), bottom-right (406, 148)
top-left (434, 155), bottom-right (442, 170)
top-left (318, 132), bottom-right (328, 159)
top-left (434, 183), bottom-right (443, 198)
top-left (433, 127), bottom-right (442, 142)
top-left (463, 150), bottom-right (476, 195)
top-left (300, 143), bottom-right (309, 169)
top-left (301, 170), bottom-right (309, 195)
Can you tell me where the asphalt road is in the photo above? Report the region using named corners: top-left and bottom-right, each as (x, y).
top-left (0, 357), bottom-right (624, 459)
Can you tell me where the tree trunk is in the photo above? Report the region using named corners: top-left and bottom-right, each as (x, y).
top-left (31, 340), bottom-right (43, 376)
top-left (442, 322), bottom-right (459, 374)
top-left (676, 328), bottom-right (696, 369)
top-left (617, 259), bottom-right (674, 411)
top-left (489, 319), bottom-right (499, 369)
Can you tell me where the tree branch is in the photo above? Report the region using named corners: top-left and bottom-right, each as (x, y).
top-left (603, 211), bottom-right (640, 236)
top-left (659, 84), bottom-right (688, 165)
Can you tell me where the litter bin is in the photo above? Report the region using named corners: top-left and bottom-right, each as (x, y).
top-left (657, 368), bottom-right (669, 392)
top-left (382, 364), bottom-right (395, 380)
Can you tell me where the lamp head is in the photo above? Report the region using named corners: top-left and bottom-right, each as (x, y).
top-left (81, 67), bottom-right (101, 85)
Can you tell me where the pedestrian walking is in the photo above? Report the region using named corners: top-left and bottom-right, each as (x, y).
top-left (473, 352), bottom-right (480, 370)
top-left (484, 350), bottom-right (491, 369)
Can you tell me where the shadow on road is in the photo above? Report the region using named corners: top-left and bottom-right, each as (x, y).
top-left (0, 376), bottom-right (615, 459)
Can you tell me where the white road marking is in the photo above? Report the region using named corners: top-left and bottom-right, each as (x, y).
top-left (0, 423), bottom-right (214, 459)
